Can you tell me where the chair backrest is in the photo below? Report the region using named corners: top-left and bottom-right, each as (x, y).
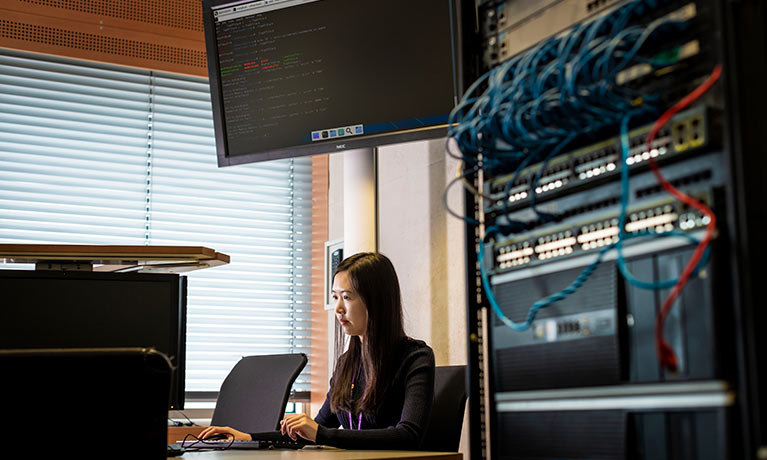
top-left (421, 364), bottom-right (468, 452)
top-left (211, 353), bottom-right (308, 433)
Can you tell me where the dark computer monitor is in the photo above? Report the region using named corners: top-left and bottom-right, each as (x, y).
top-left (0, 270), bottom-right (187, 409)
top-left (0, 348), bottom-right (173, 457)
top-left (202, 0), bottom-right (472, 166)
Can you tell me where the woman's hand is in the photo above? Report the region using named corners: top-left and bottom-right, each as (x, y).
top-left (198, 425), bottom-right (251, 441)
top-left (280, 413), bottom-right (319, 442)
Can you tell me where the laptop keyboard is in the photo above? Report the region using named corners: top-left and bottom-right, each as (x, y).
top-left (174, 438), bottom-right (305, 451)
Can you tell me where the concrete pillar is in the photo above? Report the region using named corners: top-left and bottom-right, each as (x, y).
top-left (342, 148), bottom-right (377, 255)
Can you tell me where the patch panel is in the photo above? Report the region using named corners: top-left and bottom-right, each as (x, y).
top-left (623, 127), bottom-right (673, 167)
top-left (485, 105), bottom-right (716, 214)
top-left (491, 155), bottom-right (573, 200)
top-left (574, 144), bottom-right (620, 180)
top-left (533, 159), bottom-right (573, 196)
top-left (489, 173), bottom-right (529, 202)
top-left (577, 218), bottom-right (621, 251)
top-left (495, 241), bottom-right (534, 270)
top-left (534, 230), bottom-right (577, 261)
top-left (679, 209), bottom-right (712, 230)
top-left (625, 204), bottom-right (678, 234)
top-left (490, 196), bottom-right (712, 274)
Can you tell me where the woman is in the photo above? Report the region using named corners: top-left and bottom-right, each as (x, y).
top-left (199, 252), bottom-right (436, 449)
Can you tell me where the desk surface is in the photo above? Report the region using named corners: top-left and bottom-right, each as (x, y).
top-left (167, 428), bottom-right (462, 460)
top-left (175, 449), bottom-right (461, 460)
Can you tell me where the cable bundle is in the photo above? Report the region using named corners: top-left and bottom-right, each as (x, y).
top-left (451, 0), bottom-right (690, 170)
top-left (449, 0), bottom-right (722, 371)
top-left (476, 67), bottom-right (720, 370)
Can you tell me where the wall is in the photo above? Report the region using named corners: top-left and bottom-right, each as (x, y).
top-left (376, 140), bottom-right (467, 367)
top-left (310, 154), bottom-right (330, 417)
top-left (327, 138), bottom-right (470, 456)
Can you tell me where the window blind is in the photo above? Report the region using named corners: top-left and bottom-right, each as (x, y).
top-left (0, 48), bottom-right (313, 396)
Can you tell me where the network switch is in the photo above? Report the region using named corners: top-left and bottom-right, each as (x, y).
top-left (489, 160), bottom-right (720, 274)
top-left (480, 0), bottom-right (707, 69)
top-left (485, 105), bottom-right (719, 217)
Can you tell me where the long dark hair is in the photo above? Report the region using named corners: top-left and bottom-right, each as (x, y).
top-left (329, 252), bottom-right (406, 415)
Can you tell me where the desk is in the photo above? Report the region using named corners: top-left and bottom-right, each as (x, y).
top-left (176, 449), bottom-right (461, 460)
top-left (169, 426), bottom-right (207, 444)
top-left (168, 428), bottom-right (462, 460)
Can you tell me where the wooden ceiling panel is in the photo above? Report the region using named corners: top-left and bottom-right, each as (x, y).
top-left (0, 0), bottom-right (208, 77)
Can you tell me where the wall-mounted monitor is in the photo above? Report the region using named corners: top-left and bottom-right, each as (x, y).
top-left (202, 0), bottom-right (471, 166)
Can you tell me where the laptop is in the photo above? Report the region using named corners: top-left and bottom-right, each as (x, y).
top-left (174, 430), bottom-right (307, 452)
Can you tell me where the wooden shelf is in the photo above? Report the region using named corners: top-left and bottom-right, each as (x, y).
top-left (0, 244), bottom-right (230, 273)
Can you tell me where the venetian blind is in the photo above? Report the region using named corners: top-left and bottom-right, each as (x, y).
top-left (0, 47), bottom-right (313, 396)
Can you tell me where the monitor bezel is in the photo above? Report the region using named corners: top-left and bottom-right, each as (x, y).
top-left (201, 0), bottom-right (474, 167)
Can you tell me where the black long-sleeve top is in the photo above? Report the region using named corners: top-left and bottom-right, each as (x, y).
top-left (312, 337), bottom-right (435, 450)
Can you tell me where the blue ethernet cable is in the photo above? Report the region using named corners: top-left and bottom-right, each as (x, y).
top-left (614, 112), bottom-right (710, 289)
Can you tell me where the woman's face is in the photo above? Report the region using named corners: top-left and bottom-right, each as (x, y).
top-left (332, 270), bottom-right (368, 340)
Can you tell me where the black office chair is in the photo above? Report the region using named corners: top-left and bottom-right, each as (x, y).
top-left (210, 353), bottom-right (308, 433)
top-left (421, 365), bottom-right (468, 452)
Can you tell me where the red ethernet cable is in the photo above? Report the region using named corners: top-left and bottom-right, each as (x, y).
top-left (643, 64), bottom-right (723, 372)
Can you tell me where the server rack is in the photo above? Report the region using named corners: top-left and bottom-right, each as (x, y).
top-left (458, 0), bottom-right (767, 458)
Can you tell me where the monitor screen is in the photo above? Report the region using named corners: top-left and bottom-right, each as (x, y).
top-left (202, 0), bottom-right (468, 166)
top-left (0, 270), bottom-right (187, 410)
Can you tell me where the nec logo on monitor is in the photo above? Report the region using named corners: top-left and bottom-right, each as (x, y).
top-left (336, 144), bottom-right (346, 150)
